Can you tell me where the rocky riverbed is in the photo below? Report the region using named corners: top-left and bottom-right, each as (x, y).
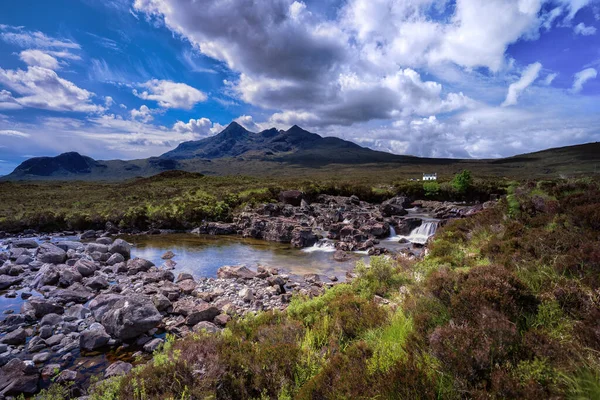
top-left (0, 193), bottom-right (491, 397)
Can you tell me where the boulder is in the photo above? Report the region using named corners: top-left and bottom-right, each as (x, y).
top-left (75, 259), bottom-right (97, 277)
top-left (86, 275), bottom-right (109, 291)
top-left (96, 237), bottom-right (113, 245)
top-left (279, 190), bottom-right (303, 206)
top-left (54, 241), bottom-right (84, 252)
top-left (87, 243), bottom-right (109, 254)
top-left (80, 323), bottom-right (111, 351)
top-left (217, 265), bottom-right (256, 280)
top-left (127, 258), bottom-right (154, 275)
top-left (175, 272), bottom-right (194, 283)
top-left (89, 294), bottom-right (123, 320)
top-left (108, 239), bottom-right (131, 259)
top-left (185, 303), bottom-right (220, 326)
top-left (80, 230), bottom-right (97, 239)
top-left (152, 294), bottom-right (172, 312)
top-left (48, 285), bottom-right (94, 304)
top-left (0, 276), bottom-right (23, 290)
top-left (380, 203), bottom-right (407, 217)
top-left (162, 251), bottom-right (175, 260)
top-left (0, 358), bottom-right (39, 395)
top-left (192, 321), bottom-right (220, 334)
top-left (1, 327), bottom-right (27, 345)
top-left (23, 298), bottom-right (64, 318)
top-left (58, 267), bottom-right (83, 287)
top-left (11, 239), bottom-right (38, 249)
top-left (106, 253), bottom-right (125, 266)
top-left (100, 295), bottom-right (162, 340)
top-left (104, 361), bottom-right (133, 378)
top-left (36, 243), bottom-right (67, 264)
top-left (143, 338), bottom-right (163, 353)
top-left (290, 228), bottom-right (318, 248)
top-left (238, 288), bottom-right (254, 302)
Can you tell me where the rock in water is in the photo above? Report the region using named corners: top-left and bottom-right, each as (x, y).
top-left (0, 358), bottom-right (39, 395)
top-left (36, 243), bottom-right (67, 264)
top-left (216, 265), bottom-right (256, 280)
top-left (80, 323), bottom-right (111, 351)
top-left (108, 239), bottom-right (131, 259)
top-left (100, 295), bottom-right (162, 340)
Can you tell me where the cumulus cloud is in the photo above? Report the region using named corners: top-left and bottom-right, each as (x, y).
top-left (573, 22), bottom-right (597, 35)
top-left (0, 66), bottom-right (104, 113)
top-left (104, 96), bottom-right (115, 108)
top-left (19, 50), bottom-right (60, 69)
top-left (234, 115), bottom-right (262, 131)
top-left (502, 62), bottom-right (542, 107)
top-left (133, 79), bottom-right (207, 109)
top-left (572, 67), bottom-right (598, 93)
top-left (130, 105), bottom-right (154, 123)
top-left (173, 117), bottom-right (223, 138)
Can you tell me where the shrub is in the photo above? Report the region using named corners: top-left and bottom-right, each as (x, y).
top-left (451, 170), bottom-right (473, 194)
top-left (423, 181), bottom-right (441, 197)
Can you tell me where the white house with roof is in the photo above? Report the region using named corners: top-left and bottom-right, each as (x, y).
top-left (423, 173), bottom-right (437, 181)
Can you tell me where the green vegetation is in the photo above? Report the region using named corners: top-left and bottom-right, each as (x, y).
top-left (451, 169), bottom-right (473, 194)
top-left (0, 170), bottom-right (506, 233)
top-left (14, 175), bottom-right (600, 399)
top-left (423, 181), bottom-right (440, 197)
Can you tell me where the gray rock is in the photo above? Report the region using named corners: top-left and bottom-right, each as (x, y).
top-left (75, 259), bottom-right (97, 277)
top-left (86, 275), bottom-right (109, 291)
top-left (24, 298), bottom-right (64, 318)
top-left (96, 237), bottom-right (113, 245)
top-left (143, 338), bottom-right (163, 353)
top-left (152, 294), bottom-right (172, 312)
top-left (59, 267), bottom-right (83, 287)
top-left (54, 241), bottom-right (84, 252)
top-left (100, 295), bottom-right (162, 340)
top-left (89, 294), bottom-right (123, 320)
top-left (0, 275), bottom-right (23, 290)
top-left (126, 258), bottom-right (154, 275)
top-left (104, 361), bottom-right (132, 378)
top-left (175, 272), bottom-right (193, 283)
top-left (1, 328), bottom-right (27, 345)
top-left (239, 287), bottom-right (254, 302)
top-left (55, 369), bottom-right (78, 384)
top-left (64, 304), bottom-right (90, 320)
top-left (40, 313), bottom-right (62, 326)
top-left (108, 239), bottom-right (131, 259)
top-left (0, 358), bottom-right (39, 395)
top-left (39, 326), bottom-right (53, 339)
top-left (11, 239), bottom-right (38, 249)
top-left (32, 352), bottom-right (51, 364)
top-left (87, 243), bottom-right (109, 254)
top-left (27, 336), bottom-right (47, 353)
top-left (80, 230), bottom-right (97, 240)
top-left (80, 323), bottom-right (110, 351)
top-left (32, 264), bottom-right (60, 288)
top-left (192, 321), bottom-right (220, 334)
top-left (106, 253), bottom-right (124, 266)
top-left (217, 265), bottom-right (256, 280)
top-left (36, 243), bottom-right (67, 264)
top-left (185, 304), bottom-right (220, 326)
top-left (14, 255), bottom-right (33, 265)
top-left (45, 333), bottom-right (65, 347)
top-left (48, 285), bottom-right (94, 304)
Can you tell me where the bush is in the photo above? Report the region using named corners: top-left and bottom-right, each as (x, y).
top-left (423, 181), bottom-right (441, 197)
top-left (451, 170), bottom-right (473, 194)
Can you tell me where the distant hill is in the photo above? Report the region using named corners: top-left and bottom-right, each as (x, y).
top-left (2, 122), bottom-right (599, 181)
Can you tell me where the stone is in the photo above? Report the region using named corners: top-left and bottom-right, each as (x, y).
top-left (0, 275), bottom-right (23, 290)
top-left (11, 239), bottom-right (38, 249)
top-left (14, 255), bottom-right (33, 265)
top-left (290, 227), bottom-right (318, 248)
top-left (1, 327), bottom-right (27, 345)
top-left (185, 304), bottom-right (220, 326)
top-left (39, 326), bottom-right (53, 339)
top-left (153, 294), bottom-right (172, 312)
top-left (106, 252), bottom-right (125, 266)
top-left (303, 273), bottom-right (321, 284)
top-left (143, 338), bottom-right (163, 353)
top-left (27, 336), bottom-right (47, 353)
top-left (48, 285), bottom-right (94, 304)
top-left (58, 267), bottom-right (83, 287)
top-left (192, 321), bottom-right (220, 334)
top-left (0, 358), bottom-right (39, 395)
top-left (87, 243), bottom-right (109, 254)
top-left (162, 251), bottom-right (175, 259)
top-left (333, 250), bottom-right (351, 262)
top-left (36, 243), bottom-right (67, 264)
top-left (32, 352), bottom-right (51, 364)
top-left (104, 361), bottom-right (133, 378)
top-left (55, 369), bottom-right (78, 384)
top-left (55, 241), bottom-right (84, 252)
top-left (45, 333), bottom-right (65, 347)
top-left (75, 259), bottom-right (97, 277)
top-left (23, 298), bottom-right (64, 318)
top-left (89, 294), bottom-right (124, 320)
top-left (239, 287), bottom-right (254, 302)
top-left (40, 313), bottom-right (62, 326)
top-left (108, 239), bottom-right (131, 259)
top-left (217, 265), bottom-right (256, 280)
top-left (177, 279), bottom-right (196, 294)
top-left (279, 190), bottom-right (303, 206)
top-left (86, 275), bottom-right (109, 291)
top-left (126, 258), bottom-right (154, 275)
top-left (214, 313), bottom-right (231, 327)
top-left (100, 295), bottom-right (162, 340)
top-left (176, 272), bottom-right (193, 283)
top-left (96, 237), bottom-right (113, 245)
top-left (41, 363), bottom-right (61, 379)
top-left (80, 323), bottom-right (111, 351)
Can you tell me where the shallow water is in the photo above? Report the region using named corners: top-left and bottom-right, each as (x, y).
top-left (125, 233), bottom-right (367, 280)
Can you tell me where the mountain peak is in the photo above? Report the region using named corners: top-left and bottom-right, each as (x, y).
top-left (220, 121), bottom-right (251, 138)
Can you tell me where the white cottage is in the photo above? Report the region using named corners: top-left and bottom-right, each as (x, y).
top-left (423, 173), bottom-right (437, 181)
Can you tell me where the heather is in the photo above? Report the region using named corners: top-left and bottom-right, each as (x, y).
top-left (53, 177), bottom-right (600, 400)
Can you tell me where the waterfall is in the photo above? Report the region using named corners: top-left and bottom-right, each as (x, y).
top-left (302, 239), bottom-right (337, 253)
top-left (389, 225), bottom-right (397, 238)
top-left (406, 221), bottom-right (438, 244)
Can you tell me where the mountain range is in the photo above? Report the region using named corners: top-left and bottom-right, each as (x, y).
top-left (3, 122), bottom-right (600, 181)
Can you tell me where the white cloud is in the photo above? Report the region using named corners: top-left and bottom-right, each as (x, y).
top-left (0, 66), bottom-right (104, 112)
top-left (119, 103), bottom-right (127, 109)
top-left (104, 96), bottom-right (115, 108)
top-left (502, 62), bottom-right (542, 107)
top-left (173, 117), bottom-right (223, 138)
top-left (0, 26), bottom-right (80, 49)
top-left (572, 67), bottom-right (598, 92)
top-left (234, 115), bottom-right (262, 131)
top-left (573, 22), bottom-right (597, 35)
top-left (133, 79), bottom-right (207, 109)
top-left (0, 90), bottom-right (23, 110)
top-left (19, 50), bottom-right (60, 70)
top-left (0, 129), bottom-right (30, 138)
top-left (130, 105), bottom-right (154, 123)
top-left (542, 72), bottom-right (558, 85)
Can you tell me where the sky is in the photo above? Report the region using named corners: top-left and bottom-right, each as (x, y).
top-left (0, 0), bottom-right (599, 175)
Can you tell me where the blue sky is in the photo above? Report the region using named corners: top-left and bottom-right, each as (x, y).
top-left (0, 0), bottom-right (599, 175)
